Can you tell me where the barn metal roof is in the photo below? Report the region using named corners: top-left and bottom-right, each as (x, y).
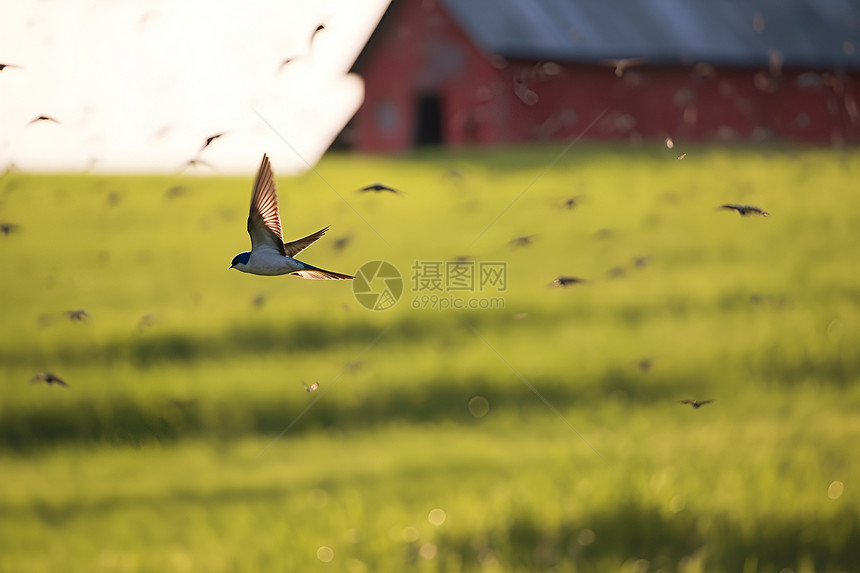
top-left (439, 0), bottom-right (860, 69)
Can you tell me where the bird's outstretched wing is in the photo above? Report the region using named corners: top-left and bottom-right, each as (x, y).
top-left (293, 266), bottom-right (354, 280)
top-left (284, 226), bottom-right (329, 257)
top-left (247, 154), bottom-right (286, 255)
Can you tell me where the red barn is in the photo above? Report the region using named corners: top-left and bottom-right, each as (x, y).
top-left (348, 0), bottom-right (860, 151)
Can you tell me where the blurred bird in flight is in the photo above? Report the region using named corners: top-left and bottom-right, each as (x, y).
top-left (229, 154), bottom-right (353, 280)
top-left (30, 372), bottom-right (68, 387)
top-left (66, 309), bottom-right (89, 321)
top-left (199, 133), bottom-right (224, 152)
top-left (356, 182), bottom-right (404, 195)
top-left (28, 115), bottom-right (60, 125)
top-left (681, 399), bottom-right (713, 408)
top-left (719, 204), bottom-right (769, 217)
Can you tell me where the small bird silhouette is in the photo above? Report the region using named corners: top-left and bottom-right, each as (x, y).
top-left (0, 63), bottom-right (21, 72)
top-left (356, 183), bottom-right (403, 195)
top-left (552, 275), bottom-right (587, 287)
top-left (561, 197), bottom-right (578, 209)
top-left (1, 223), bottom-right (20, 236)
top-left (66, 309), bottom-right (89, 321)
top-left (681, 399), bottom-right (713, 408)
top-left (633, 256), bottom-right (652, 268)
top-left (164, 185), bottom-right (189, 199)
top-left (30, 372), bottom-right (69, 387)
top-left (331, 235), bottom-right (352, 251)
top-left (251, 293), bottom-right (267, 308)
top-left (312, 24), bottom-right (325, 41)
top-left (719, 204), bottom-right (769, 217)
top-left (509, 235), bottom-right (536, 248)
top-left (600, 58), bottom-right (646, 77)
top-left (634, 357), bottom-right (654, 373)
top-left (28, 115), bottom-right (60, 125)
top-left (181, 158), bottom-right (214, 171)
top-left (229, 154), bottom-right (353, 279)
top-left (199, 133), bottom-right (224, 152)
top-left (138, 313), bottom-right (156, 332)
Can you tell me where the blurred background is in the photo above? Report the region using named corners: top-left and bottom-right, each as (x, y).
top-left (2, 2), bottom-right (860, 572)
top-left (2, 0), bottom-right (858, 174)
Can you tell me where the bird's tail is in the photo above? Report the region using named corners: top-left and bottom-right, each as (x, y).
top-left (292, 263), bottom-right (354, 280)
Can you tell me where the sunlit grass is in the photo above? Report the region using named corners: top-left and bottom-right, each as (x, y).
top-left (1, 144), bottom-right (859, 572)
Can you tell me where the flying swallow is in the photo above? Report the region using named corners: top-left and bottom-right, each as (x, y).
top-left (356, 182), bottom-right (403, 195)
top-left (304, 381), bottom-right (320, 392)
top-left (30, 372), bottom-right (69, 387)
top-left (552, 276), bottom-right (588, 287)
top-left (509, 235), bottom-right (536, 248)
top-left (164, 185), bottom-right (189, 199)
top-left (229, 154), bottom-right (353, 280)
top-left (28, 115), bottom-right (60, 125)
top-left (200, 133), bottom-right (224, 152)
top-left (561, 197), bottom-right (578, 209)
top-left (680, 399), bottom-right (713, 408)
top-left (180, 158), bottom-right (214, 171)
top-left (66, 309), bottom-right (89, 321)
top-left (634, 357), bottom-right (654, 373)
top-left (0, 223), bottom-right (20, 236)
top-left (719, 204), bottom-right (769, 217)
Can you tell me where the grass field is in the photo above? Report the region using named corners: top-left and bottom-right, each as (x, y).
top-left (1, 144), bottom-right (859, 572)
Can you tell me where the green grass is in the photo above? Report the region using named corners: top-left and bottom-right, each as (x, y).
top-left (1, 144), bottom-right (859, 572)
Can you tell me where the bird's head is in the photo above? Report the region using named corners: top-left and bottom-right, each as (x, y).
top-left (229, 251), bottom-right (251, 270)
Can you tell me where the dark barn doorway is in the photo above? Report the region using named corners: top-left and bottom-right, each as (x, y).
top-left (414, 94), bottom-right (442, 146)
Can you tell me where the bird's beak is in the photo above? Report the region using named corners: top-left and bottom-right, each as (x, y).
top-left (228, 264), bottom-right (234, 270)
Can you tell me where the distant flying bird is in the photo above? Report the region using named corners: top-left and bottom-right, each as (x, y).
top-left (278, 57), bottom-right (295, 70)
top-left (634, 358), bottom-right (654, 373)
top-left (1, 223), bottom-right (20, 236)
top-left (0, 63), bottom-right (21, 72)
top-left (509, 235), bottom-right (536, 248)
top-left (28, 115), bottom-right (60, 125)
top-left (66, 309), bottom-right (89, 321)
top-left (719, 204), bottom-right (769, 217)
top-left (229, 154), bottom-right (354, 280)
top-left (552, 275), bottom-right (587, 287)
top-left (634, 256), bottom-right (652, 268)
top-left (600, 58), bottom-right (646, 77)
top-left (312, 24), bottom-right (325, 41)
top-left (332, 235), bottom-right (352, 252)
top-left (561, 197), bottom-right (578, 209)
top-left (681, 399), bottom-right (713, 408)
top-left (164, 185), bottom-right (189, 199)
top-left (138, 313), bottom-right (156, 332)
top-left (304, 381), bottom-right (320, 392)
top-left (356, 182), bottom-right (403, 195)
top-left (181, 158), bottom-right (214, 171)
top-left (30, 372), bottom-right (68, 387)
top-left (199, 133), bottom-right (224, 152)
top-left (251, 293), bottom-right (266, 308)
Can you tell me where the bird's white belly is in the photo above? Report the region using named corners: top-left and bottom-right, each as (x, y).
top-left (245, 251), bottom-right (305, 276)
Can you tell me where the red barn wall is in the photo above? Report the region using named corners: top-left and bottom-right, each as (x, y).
top-left (354, 1), bottom-right (860, 151)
